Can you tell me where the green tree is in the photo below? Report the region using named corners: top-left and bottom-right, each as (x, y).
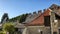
top-left (1, 13), bottom-right (9, 23)
top-left (19, 13), bottom-right (28, 23)
top-left (0, 31), bottom-right (6, 34)
top-left (9, 13), bottom-right (28, 23)
top-left (3, 22), bottom-right (15, 34)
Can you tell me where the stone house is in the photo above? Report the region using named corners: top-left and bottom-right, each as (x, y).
top-left (0, 4), bottom-right (60, 34)
top-left (15, 4), bottom-right (60, 34)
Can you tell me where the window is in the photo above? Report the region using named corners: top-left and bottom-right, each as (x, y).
top-left (44, 16), bottom-right (50, 26)
top-left (40, 31), bottom-right (43, 34)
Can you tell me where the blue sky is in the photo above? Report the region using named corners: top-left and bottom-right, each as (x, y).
top-left (0, 0), bottom-right (60, 21)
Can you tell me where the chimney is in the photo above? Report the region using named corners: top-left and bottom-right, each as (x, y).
top-left (38, 10), bottom-right (42, 15)
top-left (43, 9), bottom-right (46, 11)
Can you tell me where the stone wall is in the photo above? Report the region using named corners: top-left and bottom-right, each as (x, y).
top-left (44, 27), bottom-right (51, 34)
top-left (58, 19), bottom-right (60, 27)
top-left (25, 26), bottom-right (50, 34)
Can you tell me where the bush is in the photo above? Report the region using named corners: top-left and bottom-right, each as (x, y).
top-left (0, 31), bottom-right (6, 34)
top-left (3, 22), bottom-right (15, 34)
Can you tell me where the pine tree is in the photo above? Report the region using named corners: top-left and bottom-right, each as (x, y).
top-left (1, 13), bottom-right (9, 23)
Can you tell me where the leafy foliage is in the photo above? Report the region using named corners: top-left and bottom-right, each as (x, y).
top-left (9, 13), bottom-right (28, 23)
top-left (0, 31), bottom-right (6, 34)
top-left (19, 14), bottom-right (28, 23)
top-left (3, 22), bottom-right (15, 34)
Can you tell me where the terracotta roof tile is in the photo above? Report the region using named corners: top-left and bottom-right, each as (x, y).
top-left (43, 9), bottom-right (51, 16)
top-left (25, 9), bottom-right (51, 26)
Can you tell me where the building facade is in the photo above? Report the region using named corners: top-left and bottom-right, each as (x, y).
top-left (15, 4), bottom-right (60, 34)
top-left (0, 4), bottom-right (60, 34)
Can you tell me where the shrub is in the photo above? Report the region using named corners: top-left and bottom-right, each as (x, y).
top-left (0, 31), bottom-right (6, 34)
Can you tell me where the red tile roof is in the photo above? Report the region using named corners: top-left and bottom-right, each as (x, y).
top-left (43, 9), bottom-right (51, 16)
top-left (25, 9), bottom-right (51, 26)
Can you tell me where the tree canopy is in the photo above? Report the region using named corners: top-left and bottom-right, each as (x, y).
top-left (9, 13), bottom-right (28, 23)
top-left (1, 13), bottom-right (9, 23)
top-left (3, 22), bottom-right (15, 34)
